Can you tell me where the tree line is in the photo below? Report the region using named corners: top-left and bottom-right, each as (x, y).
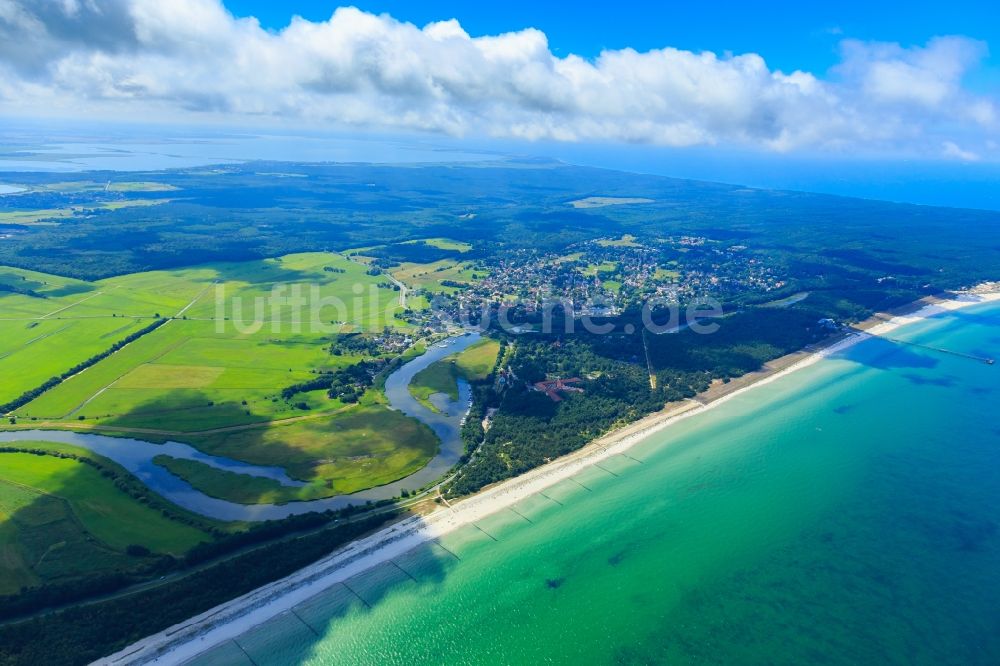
top-left (2, 318), bottom-right (167, 415)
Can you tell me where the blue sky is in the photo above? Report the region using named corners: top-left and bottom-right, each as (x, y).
top-left (225, 0), bottom-right (1000, 208)
top-left (225, 0), bottom-right (999, 85)
top-left (0, 1), bottom-right (998, 208)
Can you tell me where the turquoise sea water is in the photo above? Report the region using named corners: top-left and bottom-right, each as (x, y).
top-left (190, 302), bottom-right (1000, 666)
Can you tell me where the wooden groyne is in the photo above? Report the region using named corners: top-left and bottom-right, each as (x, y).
top-left (854, 328), bottom-right (994, 365)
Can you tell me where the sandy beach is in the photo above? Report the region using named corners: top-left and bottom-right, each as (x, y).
top-left (101, 286), bottom-right (1000, 666)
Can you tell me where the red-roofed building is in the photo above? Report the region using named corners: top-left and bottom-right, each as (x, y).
top-left (531, 377), bottom-right (584, 402)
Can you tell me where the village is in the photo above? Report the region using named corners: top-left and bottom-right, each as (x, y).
top-left (398, 234), bottom-right (789, 332)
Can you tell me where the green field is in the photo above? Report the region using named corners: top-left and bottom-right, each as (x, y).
top-left (3, 252), bottom-right (404, 425)
top-left (581, 261), bottom-right (618, 277)
top-left (596, 234), bottom-right (643, 247)
top-left (107, 182), bottom-right (180, 192)
top-left (0, 318), bottom-right (148, 406)
top-left (0, 253), bottom-right (454, 513)
top-left (153, 456), bottom-right (290, 505)
top-left (408, 339), bottom-right (500, 410)
top-left (0, 199), bottom-right (169, 226)
top-left (568, 197), bottom-right (655, 209)
top-left (654, 267), bottom-right (681, 281)
top-left (454, 339), bottom-right (501, 380)
top-left (28, 180), bottom-right (179, 193)
top-left (410, 237), bottom-right (472, 252)
top-left (390, 259), bottom-right (481, 295)
top-left (156, 405), bottom-right (439, 503)
top-left (602, 279), bottom-right (623, 293)
top-left (0, 443), bottom-right (211, 595)
top-left (409, 361), bottom-right (461, 407)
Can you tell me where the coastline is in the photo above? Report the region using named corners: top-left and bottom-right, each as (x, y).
top-left (102, 286), bottom-right (1000, 666)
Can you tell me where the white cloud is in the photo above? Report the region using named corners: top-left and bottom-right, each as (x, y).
top-left (0, 0), bottom-right (996, 159)
top-left (942, 140), bottom-right (980, 161)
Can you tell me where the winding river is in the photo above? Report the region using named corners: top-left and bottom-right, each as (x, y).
top-left (0, 332), bottom-right (481, 521)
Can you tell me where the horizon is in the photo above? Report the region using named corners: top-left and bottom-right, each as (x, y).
top-left (1, 1), bottom-right (998, 208)
top-left (1, 123), bottom-right (999, 211)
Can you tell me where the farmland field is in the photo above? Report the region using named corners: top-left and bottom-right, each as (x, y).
top-left (0, 442), bottom-right (211, 595)
top-left (2, 251), bottom-right (439, 505)
top-left (390, 258), bottom-right (481, 295)
top-left (6, 252), bottom-right (405, 425)
top-left (0, 318), bottom-right (148, 405)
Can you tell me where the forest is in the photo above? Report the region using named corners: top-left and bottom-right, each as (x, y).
top-left (447, 305), bottom-right (844, 496)
top-left (2, 160), bottom-right (999, 299)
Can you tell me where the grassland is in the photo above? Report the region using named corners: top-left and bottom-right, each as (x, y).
top-left (0, 199), bottom-right (169, 226)
top-left (390, 258), bottom-right (481, 295)
top-left (155, 405), bottom-right (440, 503)
top-left (410, 361), bottom-right (461, 406)
top-left (454, 338), bottom-right (501, 380)
top-left (654, 267), bottom-right (682, 281)
top-left (3, 252), bottom-right (404, 425)
top-left (153, 456), bottom-right (289, 505)
top-left (410, 237), bottom-right (472, 252)
top-left (568, 196), bottom-right (654, 208)
top-left (582, 261), bottom-right (618, 277)
top-left (597, 234), bottom-right (643, 247)
top-left (0, 443), bottom-right (210, 595)
top-left (0, 318), bottom-right (147, 406)
top-left (408, 339), bottom-right (500, 411)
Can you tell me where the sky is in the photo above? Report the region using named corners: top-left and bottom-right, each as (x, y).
top-left (0, 0), bottom-right (998, 207)
top-left (225, 1), bottom-right (1000, 84)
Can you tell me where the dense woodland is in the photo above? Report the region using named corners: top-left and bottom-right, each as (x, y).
top-left (2, 161), bottom-right (999, 301)
top-left (446, 306), bottom-right (828, 495)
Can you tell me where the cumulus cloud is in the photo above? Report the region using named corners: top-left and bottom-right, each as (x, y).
top-left (0, 0), bottom-right (996, 158)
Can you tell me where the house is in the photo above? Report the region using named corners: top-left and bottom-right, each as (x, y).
top-left (531, 377), bottom-right (585, 402)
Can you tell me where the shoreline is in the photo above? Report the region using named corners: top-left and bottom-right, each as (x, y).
top-left (103, 287), bottom-right (1000, 665)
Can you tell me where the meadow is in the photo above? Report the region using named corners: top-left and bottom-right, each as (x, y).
top-left (0, 199), bottom-right (169, 227)
top-left (408, 339), bottom-right (500, 410)
top-left (153, 404), bottom-right (439, 504)
top-left (1, 251), bottom-right (438, 509)
top-left (0, 442), bottom-right (212, 595)
top-left (390, 258), bottom-right (481, 295)
top-left (596, 233), bottom-right (643, 247)
top-left (582, 260), bottom-right (618, 277)
top-left (411, 237), bottom-right (472, 253)
top-left (5, 252), bottom-right (404, 425)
